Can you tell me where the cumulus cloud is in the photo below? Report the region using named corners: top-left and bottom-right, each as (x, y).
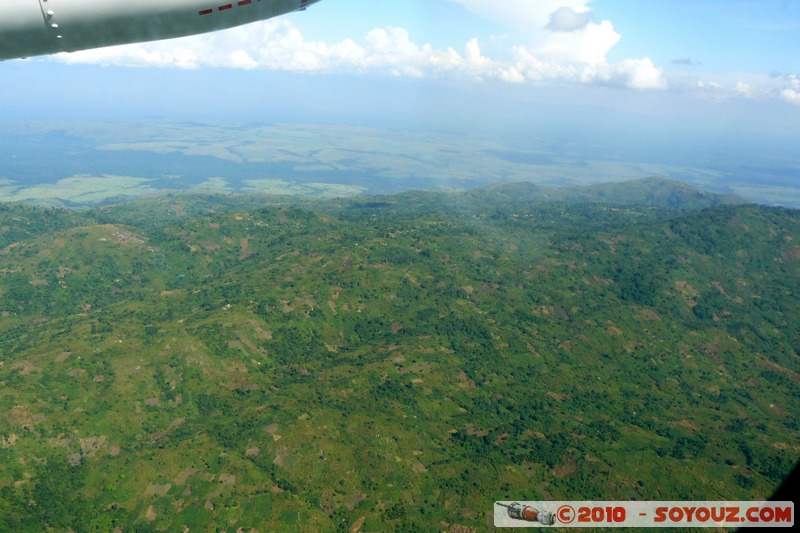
top-left (605, 58), bottom-right (667, 89)
top-left (780, 88), bottom-right (800, 105)
top-left (532, 19), bottom-right (620, 64)
top-left (735, 81), bottom-right (757, 99)
top-left (448, 0), bottom-right (620, 64)
top-left (448, 0), bottom-right (591, 31)
top-left (446, 0), bottom-right (665, 89)
top-left (53, 11), bottom-right (666, 92)
top-left (547, 7), bottom-right (595, 32)
top-left (492, 48), bottom-right (666, 89)
top-left (687, 72), bottom-right (800, 105)
top-left (780, 75), bottom-right (800, 105)
top-left (34, 2), bottom-right (800, 105)
top-left (56, 21), bottom-right (495, 80)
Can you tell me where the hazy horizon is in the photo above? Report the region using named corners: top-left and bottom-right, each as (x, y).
top-left (1, 1), bottom-right (799, 206)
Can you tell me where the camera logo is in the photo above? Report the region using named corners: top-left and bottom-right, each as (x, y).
top-left (496, 502), bottom-right (556, 525)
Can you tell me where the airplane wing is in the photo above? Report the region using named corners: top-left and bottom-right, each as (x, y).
top-left (0, 0), bottom-right (320, 61)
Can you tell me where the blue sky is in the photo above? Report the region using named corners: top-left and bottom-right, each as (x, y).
top-left (5, 0), bottom-right (792, 136)
top-left (598, 1), bottom-right (800, 72)
top-left (1, 0), bottom-right (799, 203)
top-left (5, 0), bottom-right (798, 100)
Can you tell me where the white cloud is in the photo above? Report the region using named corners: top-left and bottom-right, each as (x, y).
top-left (499, 47), bottom-right (665, 89)
top-left (547, 7), bottom-right (596, 32)
top-left (496, 66), bottom-right (525, 84)
top-left (53, 15), bottom-right (666, 92)
top-left (683, 72), bottom-right (800, 105)
top-left (448, 0), bottom-right (619, 64)
top-left (58, 22), bottom-right (462, 78)
top-left (689, 79), bottom-right (732, 102)
top-left (447, 0), bottom-right (592, 32)
top-left (766, 73), bottom-right (800, 105)
top-left (735, 81), bottom-right (757, 99)
top-left (603, 58), bottom-right (668, 90)
top-left (444, 0), bottom-right (666, 90)
top-left (532, 19), bottom-right (620, 64)
top-left (780, 88), bottom-right (800, 105)
top-left (502, 46), bottom-right (574, 83)
top-left (32, 0), bottom-right (797, 105)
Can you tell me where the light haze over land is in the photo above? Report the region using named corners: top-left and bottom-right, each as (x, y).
top-left (1, 3), bottom-right (800, 529)
top-left (1, 0), bottom-right (799, 205)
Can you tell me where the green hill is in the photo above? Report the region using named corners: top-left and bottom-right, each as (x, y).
top-left (1, 181), bottom-right (797, 531)
top-left (467, 177), bottom-right (746, 210)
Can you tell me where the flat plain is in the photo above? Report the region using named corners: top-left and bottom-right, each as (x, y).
top-left (2, 122), bottom-right (797, 206)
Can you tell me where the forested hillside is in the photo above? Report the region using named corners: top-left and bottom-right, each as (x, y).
top-left (1, 180), bottom-right (798, 531)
